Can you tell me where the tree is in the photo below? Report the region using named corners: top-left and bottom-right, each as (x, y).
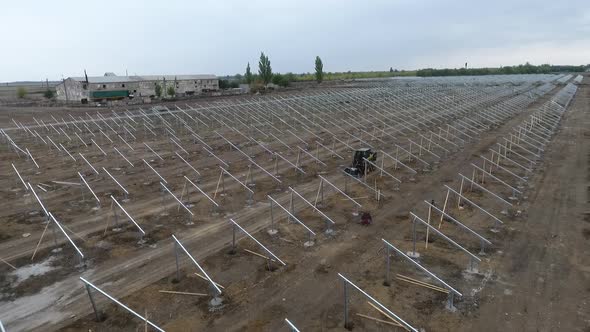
top-left (258, 52), bottom-right (272, 85)
top-left (315, 56), bottom-right (324, 83)
top-left (245, 63), bottom-right (253, 84)
top-left (167, 86), bottom-right (175, 97)
top-left (17, 87), bottom-right (27, 98)
top-left (219, 79), bottom-right (230, 89)
top-left (43, 89), bottom-right (54, 99)
top-left (272, 73), bottom-right (289, 87)
top-left (284, 72), bottom-right (296, 82)
top-left (155, 83), bottom-right (162, 98)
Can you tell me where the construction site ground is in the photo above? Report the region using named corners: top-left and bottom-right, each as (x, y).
top-left (0, 77), bottom-right (588, 332)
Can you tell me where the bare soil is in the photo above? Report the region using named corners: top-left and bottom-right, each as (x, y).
top-left (0, 76), bottom-right (588, 332)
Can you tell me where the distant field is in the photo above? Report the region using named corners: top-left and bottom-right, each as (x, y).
top-left (293, 70), bottom-right (417, 81)
top-left (0, 83), bottom-right (57, 102)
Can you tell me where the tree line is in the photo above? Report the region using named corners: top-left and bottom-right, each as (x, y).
top-left (416, 63), bottom-right (587, 77)
top-left (219, 52), bottom-right (326, 90)
top-left (218, 57), bottom-right (588, 90)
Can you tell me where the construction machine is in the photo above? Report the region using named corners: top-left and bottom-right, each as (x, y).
top-left (344, 148), bottom-right (377, 177)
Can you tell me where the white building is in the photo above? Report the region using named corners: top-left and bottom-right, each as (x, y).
top-left (55, 73), bottom-right (219, 102)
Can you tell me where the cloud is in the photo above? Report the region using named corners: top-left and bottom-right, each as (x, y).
top-left (0, 0), bottom-right (588, 81)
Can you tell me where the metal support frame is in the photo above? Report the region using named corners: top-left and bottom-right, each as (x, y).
top-left (143, 159), bottom-right (168, 184)
top-left (229, 218), bottom-right (286, 269)
top-left (284, 318), bottom-right (300, 332)
top-left (48, 212), bottom-right (85, 262)
top-left (410, 212), bottom-right (480, 272)
top-left (444, 185), bottom-right (504, 228)
top-left (268, 195), bottom-right (316, 243)
top-left (78, 172), bottom-right (100, 208)
top-left (424, 200), bottom-right (491, 254)
top-left (338, 273), bottom-right (418, 331)
top-left (171, 234), bottom-right (222, 296)
top-left (382, 238), bottom-right (462, 310)
top-left (110, 195), bottom-right (145, 235)
top-left (102, 167), bottom-right (129, 200)
top-left (161, 182), bottom-right (194, 223)
top-left (12, 163), bottom-right (28, 190)
top-left (184, 176), bottom-right (220, 212)
top-left (80, 277), bottom-right (165, 331)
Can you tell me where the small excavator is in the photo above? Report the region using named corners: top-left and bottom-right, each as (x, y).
top-left (344, 148), bottom-right (377, 178)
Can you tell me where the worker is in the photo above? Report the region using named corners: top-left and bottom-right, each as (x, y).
top-left (360, 212), bottom-right (372, 225)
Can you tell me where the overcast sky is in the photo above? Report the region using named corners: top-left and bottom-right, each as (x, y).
top-left (1, 0), bottom-right (589, 82)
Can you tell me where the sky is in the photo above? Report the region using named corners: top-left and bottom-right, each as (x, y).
top-left (1, 0), bottom-right (589, 82)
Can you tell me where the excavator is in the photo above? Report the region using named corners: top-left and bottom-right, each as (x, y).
top-left (344, 148), bottom-right (377, 178)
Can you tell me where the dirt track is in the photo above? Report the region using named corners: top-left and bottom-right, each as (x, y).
top-left (462, 78), bottom-right (590, 331)
top-left (1, 75), bottom-right (588, 332)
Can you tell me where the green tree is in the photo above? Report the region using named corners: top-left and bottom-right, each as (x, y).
top-left (167, 86), bottom-right (175, 96)
top-left (155, 83), bottom-right (162, 97)
top-left (258, 52), bottom-right (272, 85)
top-left (219, 79), bottom-right (230, 89)
top-left (272, 73), bottom-right (289, 87)
top-left (17, 87), bottom-right (27, 98)
top-left (245, 62), bottom-right (253, 84)
top-left (284, 72), bottom-right (296, 82)
top-left (315, 56), bottom-right (324, 83)
top-left (43, 89), bottom-right (54, 99)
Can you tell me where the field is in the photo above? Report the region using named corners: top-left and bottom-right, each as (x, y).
top-left (0, 82), bottom-right (59, 106)
top-left (0, 74), bottom-right (588, 332)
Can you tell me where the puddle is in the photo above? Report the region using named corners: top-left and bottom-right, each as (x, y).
top-left (9, 256), bottom-right (58, 286)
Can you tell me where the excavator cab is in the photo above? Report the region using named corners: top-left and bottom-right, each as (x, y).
top-left (344, 148), bottom-right (377, 177)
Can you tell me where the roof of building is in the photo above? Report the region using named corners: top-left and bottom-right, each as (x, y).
top-left (140, 75), bottom-right (217, 81)
top-left (69, 76), bottom-right (138, 83)
top-left (67, 74), bottom-right (217, 84)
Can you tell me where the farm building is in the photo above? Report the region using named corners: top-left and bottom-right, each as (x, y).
top-left (55, 73), bottom-right (219, 103)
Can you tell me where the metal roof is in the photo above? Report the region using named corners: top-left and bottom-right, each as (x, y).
top-left (139, 75), bottom-right (217, 81)
top-left (69, 76), bottom-right (139, 83)
top-left (68, 74), bottom-right (217, 84)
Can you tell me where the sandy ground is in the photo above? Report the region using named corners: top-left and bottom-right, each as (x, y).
top-left (0, 75), bottom-right (587, 332)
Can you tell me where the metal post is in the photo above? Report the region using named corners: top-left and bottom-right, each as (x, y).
top-left (113, 204), bottom-right (119, 227)
top-left (411, 217), bottom-right (417, 257)
top-left (85, 284), bottom-right (101, 321)
top-left (446, 292), bottom-right (455, 310)
top-left (174, 242), bottom-right (180, 281)
top-left (269, 199), bottom-right (275, 232)
top-left (384, 246), bottom-right (391, 286)
top-left (479, 238), bottom-right (486, 255)
top-left (468, 256), bottom-right (478, 273)
top-left (288, 191), bottom-right (294, 223)
top-left (80, 178), bottom-right (85, 201)
top-left (319, 178), bottom-right (324, 203)
top-left (187, 209), bottom-right (193, 225)
top-left (231, 224), bottom-right (237, 254)
top-left (343, 281), bottom-right (350, 329)
top-left (52, 221), bottom-right (58, 247)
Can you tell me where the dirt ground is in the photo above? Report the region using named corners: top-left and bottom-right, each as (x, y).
top-left (0, 75), bottom-right (588, 332)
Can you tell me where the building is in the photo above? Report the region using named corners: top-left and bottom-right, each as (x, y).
top-left (55, 73), bottom-right (219, 103)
